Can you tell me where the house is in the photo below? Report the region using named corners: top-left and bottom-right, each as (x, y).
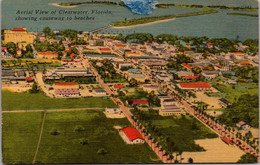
top-left (182, 76), bottom-right (199, 81)
top-left (202, 71), bottom-right (219, 79)
top-left (120, 127), bottom-right (144, 144)
top-left (127, 73), bottom-right (147, 83)
top-left (142, 85), bottom-right (159, 94)
top-left (181, 63), bottom-right (192, 70)
top-left (98, 47), bottom-right (111, 54)
top-left (113, 85), bottom-right (124, 90)
top-left (38, 52), bottom-right (58, 59)
top-left (128, 68), bottom-right (141, 74)
top-left (142, 61), bottom-right (167, 70)
top-left (159, 105), bottom-right (185, 116)
top-left (206, 42), bottom-right (213, 48)
top-left (219, 98), bottom-right (231, 108)
top-left (178, 83), bottom-right (211, 91)
top-left (54, 82), bottom-right (80, 97)
top-left (25, 77), bottom-right (34, 82)
top-left (93, 89), bottom-right (107, 96)
top-left (175, 71), bottom-right (194, 78)
top-left (127, 100), bottom-right (149, 107)
top-left (16, 49), bottom-right (22, 55)
top-left (236, 121), bottom-right (251, 130)
top-left (105, 107), bottom-right (122, 114)
top-left (156, 74), bottom-right (173, 82)
top-left (125, 52), bottom-right (142, 57)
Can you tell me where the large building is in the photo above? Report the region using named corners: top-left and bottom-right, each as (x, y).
top-left (3, 28), bottom-right (34, 44)
top-left (177, 82), bottom-right (211, 91)
top-left (120, 127), bottom-right (144, 144)
top-left (38, 52), bottom-right (58, 59)
top-left (54, 82), bottom-right (80, 97)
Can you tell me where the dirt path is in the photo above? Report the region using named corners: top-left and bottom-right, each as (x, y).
top-left (32, 111), bottom-right (47, 164)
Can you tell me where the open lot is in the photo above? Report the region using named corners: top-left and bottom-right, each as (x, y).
top-left (182, 138), bottom-right (244, 163)
top-left (2, 90), bottom-right (117, 110)
top-left (212, 83), bottom-right (258, 103)
top-left (2, 110), bottom-right (161, 164)
top-left (132, 110), bottom-right (218, 152)
top-left (2, 112), bottom-right (43, 164)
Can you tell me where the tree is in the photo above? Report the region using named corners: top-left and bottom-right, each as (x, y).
top-left (43, 27), bottom-right (51, 36)
top-left (129, 78), bottom-right (138, 87)
top-left (191, 66), bottom-right (202, 74)
top-left (29, 82), bottom-right (39, 93)
top-left (188, 157), bottom-right (193, 163)
top-left (237, 154), bottom-right (257, 163)
top-left (79, 138), bottom-right (89, 145)
top-left (97, 148), bottom-right (108, 155)
top-left (50, 128), bottom-right (60, 135)
top-left (74, 125), bottom-right (85, 132)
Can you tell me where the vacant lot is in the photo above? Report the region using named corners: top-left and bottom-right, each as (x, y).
top-left (132, 110), bottom-right (218, 152)
top-left (212, 83), bottom-right (258, 103)
top-left (2, 112), bottom-right (43, 164)
top-left (2, 90), bottom-right (117, 110)
top-left (34, 110), bottom-right (161, 163)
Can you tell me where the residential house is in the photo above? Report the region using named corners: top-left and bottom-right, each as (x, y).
top-left (236, 121), bottom-right (251, 130)
top-left (202, 71), bottom-right (219, 79)
top-left (93, 89), bottom-right (107, 96)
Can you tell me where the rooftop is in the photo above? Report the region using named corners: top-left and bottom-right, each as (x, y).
top-left (120, 127), bottom-right (144, 141)
top-left (179, 83), bottom-right (211, 88)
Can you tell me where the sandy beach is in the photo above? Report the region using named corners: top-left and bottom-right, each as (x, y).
top-left (49, 3), bottom-right (77, 8)
top-left (111, 18), bottom-right (176, 29)
top-left (181, 138), bottom-right (245, 163)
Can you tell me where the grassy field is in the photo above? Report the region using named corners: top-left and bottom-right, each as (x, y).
top-left (2, 112), bottom-right (43, 164)
top-left (132, 110), bottom-right (218, 152)
top-left (227, 13), bottom-right (258, 17)
top-left (33, 110), bottom-right (161, 163)
top-left (2, 90), bottom-right (117, 110)
top-left (212, 83), bottom-right (258, 103)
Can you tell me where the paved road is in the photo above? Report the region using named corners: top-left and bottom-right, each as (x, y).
top-left (79, 54), bottom-right (170, 163)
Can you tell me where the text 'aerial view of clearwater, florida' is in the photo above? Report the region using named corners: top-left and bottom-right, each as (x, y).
top-left (1, 0), bottom-right (259, 164)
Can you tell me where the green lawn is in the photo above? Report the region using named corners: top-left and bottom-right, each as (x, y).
top-left (35, 110), bottom-right (161, 163)
top-left (132, 110), bottom-right (218, 152)
top-left (212, 83), bottom-right (258, 103)
top-left (2, 90), bottom-right (117, 111)
top-left (2, 112), bottom-right (43, 164)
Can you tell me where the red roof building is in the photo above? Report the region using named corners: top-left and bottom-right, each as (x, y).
top-left (12, 28), bottom-right (26, 31)
top-left (99, 47), bottom-right (111, 51)
top-left (25, 77), bottom-right (34, 82)
top-left (113, 85), bottom-right (124, 89)
top-left (120, 127), bottom-right (144, 141)
top-left (221, 137), bottom-right (232, 144)
top-left (1, 47), bottom-right (7, 51)
top-left (178, 83), bottom-right (211, 91)
top-left (183, 76), bottom-right (199, 80)
top-left (181, 63), bottom-right (192, 69)
top-left (215, 64), bottom-right (222, 68)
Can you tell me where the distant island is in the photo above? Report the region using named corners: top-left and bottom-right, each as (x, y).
top-left (110, 8), bottom-right (218, 27)
top-left (227, 13), bottom-right (258, 17)
top-left (55, 1), bottom-right (258, 12)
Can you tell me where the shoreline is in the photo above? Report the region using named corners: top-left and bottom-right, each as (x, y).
top-left (49, 3), bottom-right (77, 8)
top-left (111, 18), bottom-right (176, 29)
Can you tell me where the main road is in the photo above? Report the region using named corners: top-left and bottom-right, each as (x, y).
top-left (79, 53), bottom-right (173, 163)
